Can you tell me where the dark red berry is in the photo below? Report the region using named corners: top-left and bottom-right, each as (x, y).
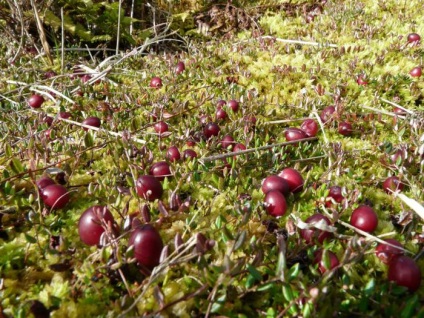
top-left (129, 224), bottom-right (164, 269)
top-left (28, 94), bottom-right (45, 108)
top-left (301, 214), bottom-right (333, 244)
top-left (78, 206), bottom-right (116, 246)
top-left (264, 190), bottom-right (287, 217)
top-left (375, 239), bottom-right (404, 264)
top-left (41, 184), bottom-right (70, 209)
top-left (350, 205), bottom-right (378, 233)
top-left (135, 175), bottom-right (163, 201)
top-left (150, 77), bottom-right (163, 88)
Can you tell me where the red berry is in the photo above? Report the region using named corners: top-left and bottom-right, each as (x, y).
top-left (407, 33), bottom-right (421, 44)
top-left (183, 149), bottom-right (197, 160)
top-left (285, 127), bottom-right (308, 142)
top-left (300, 119), bottom-right (318, 137)
top-left (221, 135), bottom-right (235, 150)
top-left (28, 94), bottom-right (45, 108)
top-left (41, 184), bottom-right (70, 209)
top-left (149, 161), bottom-right (171, 181)
top-left (135, 175), bottom-right (163, 201)
top-left (350, 205), bottom-right (378, 233)
top-left (150, 77), bottom-right (163, 88)
top-left (409, 67), bottom-right (422, 78)
top-left (375, 239), bottom-right (404, 264)
top-left (129, 224), bottom-right (164, 269)
top-left (264, 190), bottom-right (287, 217)
top-left (36, 176), bottom-right (56, 190)
top-left (338, 121), bottom-right (353, 136)
top-left (78, 206), bottom-right (116, 246)
top-left (166, 146), bottom-right (181, 162)
top-left (314, 249), bottom-right (339, 274)
top-left (301, 214), bottom-right (333, 244)
top-left (382, 176), bottom-right (403, 194)
top-left (175, 61), bottom-right (185, 74)
top-left (325, 186), bottom-right (344, 207)
top-left (320, 106), bottom-right (336, 123)
top-left (215, 108), bottom-right (228, 121)
top-left (261, 175), bottom-right (290, 196)
top-left (233, 143), bottom-right (247, 152)
top-left (228, 100), bottom-right (239, 112)
top-left (278, 168), bottom-right (304, 193)
top-left (154, 121), bottom-right (169, 134)
top-left (388, 256), bottom-right (421, 292)
top-left (82, 116), bottom-right (101, 131)
top-left (203, 122), bottom-right (220, 139)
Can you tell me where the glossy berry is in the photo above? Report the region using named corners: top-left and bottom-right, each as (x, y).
top-left (183, 149), bottom-right (197, 160)
top-left (166, 146), bottom-right (181, 162)
top-left (221, 135), bottom-right (235, 150)
top-left (350, 205), bottom-right (378, 233)
top-left (203, 122), bottom-right (220, 139)
top-left (154, 121), bottom-right (168, 134)
top-left (150, 77), bottom-right (162, 88)
top-left (338, 121), bottom-right (353, 136)
top-left (82, 116), bottom-right (101, 131)
top-left (407, 33), bottom-right (421, 43)
top-left (285, 127), bottom-right (308, 142)
top-left (129, 224), bottom-right (164, 269)
top-left (261, 175), bottom-right (290, 196)
top-left (320, 106), bottom-right (336, 123)
top-left (78, 206), bottom-right (115, 246)
top-left (409, 67), bottom-right (422, 78)
top-left (215, 108), bottom-right (228, 121)
top-left (36, 176), bottom-right (56, 190)
top-left (300, 119), bottom-right (318, 137)
top-left (41, 184), bottom-right (70, 209)
top-left (382, 176), bottom-right (403, 193)
top-left (325, 186), bottom-right (344, 207)
top-left (59, 111), bottom-right (71, 119)
top-left (388, 256), bottom-right (421, 292)
top-left (264, 190), bottom-right (287, 217)
top-left (233, 143), bottom-right (247, 152)
top-left (28, 94), bottom-right (45, 108)
top-left (149, 161), bottom-right (171, 181)
top-left (216, 100), bottom-right (226, 108)
top-left (136, 175), bottom-right (163, 201)
top-left (375, 239), bottom-right (404, 264)
top-left (175, 61), bottom-right (185, 74)
top-left (228, 100), bottom-right (239, 112)
top-left (356, 75), bottom-right (368, 85)
top-left (278, 168), bottom-right (304, 193)
top-left (301, 214), bottom-right (333, 244)
top-left (314, 249), bottom-right (340, 274)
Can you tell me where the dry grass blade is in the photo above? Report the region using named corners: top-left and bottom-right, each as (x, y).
top-left (30, 0), bottom-right (52, 64)
top-left (395, 193), bottom-right (424, 221)
top-left (199, 137), bottom-right (317, 163)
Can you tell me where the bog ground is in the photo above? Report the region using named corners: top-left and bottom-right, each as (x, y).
top-left (0, 0), bottom-right (424, 317)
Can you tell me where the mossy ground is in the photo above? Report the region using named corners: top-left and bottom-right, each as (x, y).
top-left (1, 0), bottom-right (424, 317)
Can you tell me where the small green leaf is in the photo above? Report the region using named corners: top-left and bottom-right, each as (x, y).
top-left (288, 263), bottom-right (300, 281)
top-left (234, 230), bottom-right (246, 251)
top-left (4, 143), bottom-right (12, 157)
top-left (24, 233), bottom-right (37, 243)
top-left (84, 131), bottom-right (94, 147)
top-left (246, 264), bottom-right (262, 281)
top-left (9, 158), bottom-right (25, 174)
top-left (282, 284), bottom-right (294, 302)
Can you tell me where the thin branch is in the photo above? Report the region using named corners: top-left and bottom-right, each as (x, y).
top-left (380, 97), bottom-right (414, 115)
top-left (29, 109), bottom-right (147, 144)
top-left (199, 137), bottom-right (318, 163)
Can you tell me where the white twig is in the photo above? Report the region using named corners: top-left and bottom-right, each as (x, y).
top-left (260, 36), bottom-right (338, 48)
top-left (395, 193), bottom-right (424, 220)
top-left (380, 97), bottom-right (414, 115)
top-left (28, 109), bottom-right (147, 144)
